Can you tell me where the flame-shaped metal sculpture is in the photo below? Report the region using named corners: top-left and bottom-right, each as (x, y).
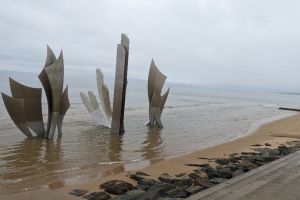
top-left (80, 34), bottom-right (129, 134)
top-left (147, 59), bottom-right (170, 128)
top-left (1, 46), bottom-right (70, 139)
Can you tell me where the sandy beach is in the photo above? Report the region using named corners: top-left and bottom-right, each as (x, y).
top-left (60, 113), bottom-right (300, 196)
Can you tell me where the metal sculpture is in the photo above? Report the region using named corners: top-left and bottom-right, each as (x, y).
top-left (111, 33), bottom-right (130, 134)
top-left (147, 59), bottom-right (170, 128)
top-left (1, 46), bottom-right (70, 138)
top-left (80, 69), bottom-right (112, 128)
top-left (80, 33), bottom-right (129, 134)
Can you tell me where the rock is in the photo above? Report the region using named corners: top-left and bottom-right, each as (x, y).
top-left (227, 162), bottom-right (242, 171)
top-left (201, 165), bottom-right (220, 179)
top-left (135, 172), bottom-right (150, 176)
top-left (217, 167), bottom-right (233, 179)
top-left (126, 189), bottom-right (146, 195)
top-left (228, 153), bottom-right (239, 158)
top-left (254, 148), bottom-right (280, 156)
top-left (186, 186), bottom-right (204, 194)
top-left (265, 143), bottom-right (271, 146)
top-left (112, 190), bottom-right (145, 200)
top-left (215, 158), bottom-right (230, 165)
top-left (174, 176), bottom-right (193, 187)
top-left (278, 145), bottom-right (292, 155)
top-left (185, 163), bottom-right (209, 167)
top-left (129, 174), bottom-right (144, 182)
top-left (83, 192), bottom-right (111, 200)
top-left (193, 177), bottom-right (214, 188)
top-left (157, 198), bottom-right (184, 200)
top-left (139, 187), bottom-right (166, 200)
top-left (239, 160), bottom-right (257, 171)
top-left (100, 180), bottom-right (135, 195)
top-left (261, 152), bottom-right (280, 162)
top-left (69, 189), bottom-right (89, 197)
top-left (251, 144), bottom-right (262, 147)
top-left (158, 173), bottom-right (174, 184)
top-left (188, 172), bottom-right (208, 180)
top-left (252, 154), bottom-right (265, 162)
top-left (166, 187), bottom-right (190, 198)
top-left (232, 169), bottom-right (244, 177)
top-left (175, 172), bottom-right (187, 177)
top-left (209, 178), bottom-right (228, 184)
top-left (137, 179), bottom-right (175, 192)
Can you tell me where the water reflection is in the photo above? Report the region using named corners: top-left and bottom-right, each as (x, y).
top-left (109, 134), bottom-right (123, 162)
top-left (79, 125), bottom-right (123, 162)
top-left (0, 137), bottom-right (64, 193)
top-left (79, 126), bottom-right (125, 177)
top-left (139, 128), bottom-right (165, 164)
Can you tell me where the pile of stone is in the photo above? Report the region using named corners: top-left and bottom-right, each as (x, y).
top-left (69, 141), bottom-right (300, 200)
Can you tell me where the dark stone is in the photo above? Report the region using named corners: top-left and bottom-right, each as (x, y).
top-left (83, 192), bottom-right (111, 200)
top-left (261, 153), bottom-right (280, 162)
top-left (253, 148), bottom-right (280, 156)
top-left (232, 169), bottom-right (244, 177)
top-left (112, 190), bottom-right (145, 200)
top-left (193, 177), bottom-right (214, 188)
top-left (186, 186), bottom-right (204, 195)
top-left (158, 173), bottom-right (174, 184)
top-left (174, 176), bottom-right (193, 187)
top-left (227, 162), bottom-right (242, 171)
top-left (137, 179), bottom-right (175, 192)
top-left (166, 187), bottom-right (190, 198)
top-left (252, 155), bottom-right (265, 162)
top-left (69, 189), bottom-right (89, 197)
top-left (201, 165), bottom-right (220, 179)
top-left (135, 172), bottom-right (150, 176)
top-left (217, 167), bottom-right (233, 179)
top-left (100, 180), bottom-right (135, 195)
top-left (140, 187), bottom-right (166, 200)
top-left (251, 144), bottom-right (262, 147)
top-left (228, 153), bottom-right (239, 158)
top-left (209, 178), bottom-right (228, 184)
top-left (215, 158), bottom-right (230, 165)
top-left (129, 174), bottom-right (144, 182)
top-left (265, 143), bottom-right (271, 146)
top-left (175, 172), bottom-right (187, 177)
top-left (230, 156), bottom-right (242, 162)
top-left (185, 163), bottom-right (209, 167)
top-left (188, 172), bottom-right (208, 180)
top-left (278, 145), bottom-right (293, 155)
top-left (239, 160), bottom-right (257, 171)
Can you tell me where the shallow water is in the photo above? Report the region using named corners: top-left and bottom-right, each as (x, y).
top-left (1, 70), bottom-right (300, 194)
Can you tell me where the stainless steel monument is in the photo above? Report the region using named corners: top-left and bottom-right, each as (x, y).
top-left (80, 33), bottom-right (129, 134)
top-left (80, 68), bottom-right (112, 128)
top-left (147, 59), bottom-right (170, 128)
top-left (1, 46), bottom-right (70, 138)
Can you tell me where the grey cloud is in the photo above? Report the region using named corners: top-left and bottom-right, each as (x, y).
top-left (1, 0), bottom-right (300, 90)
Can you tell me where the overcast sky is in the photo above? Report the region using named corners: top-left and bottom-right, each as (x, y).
top-left (1, 0), bottom-right (300, 90)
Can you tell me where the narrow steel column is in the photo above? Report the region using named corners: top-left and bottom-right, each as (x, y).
top-left (111, 34), bottom-right (130, 134)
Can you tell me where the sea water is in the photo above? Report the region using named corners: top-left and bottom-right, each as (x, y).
top-left (0, 69), bottom-right (299, 194)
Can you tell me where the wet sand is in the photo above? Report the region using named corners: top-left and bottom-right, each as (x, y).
top-left (60, 113), bottom-right (300, 194)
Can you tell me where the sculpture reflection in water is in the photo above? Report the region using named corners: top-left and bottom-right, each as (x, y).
top-left (1, 46), bottom-right (70, 139)
top-left (80, 33), bottom-right (129, 135)
top-left (146, 59), bottom-right (170, 128)
top-left (140, 129), bottom-right (165, 164)
top-left (78, 126), bottom-right (125, 176)
top-left (0, 138), bottom-right (64, 193)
